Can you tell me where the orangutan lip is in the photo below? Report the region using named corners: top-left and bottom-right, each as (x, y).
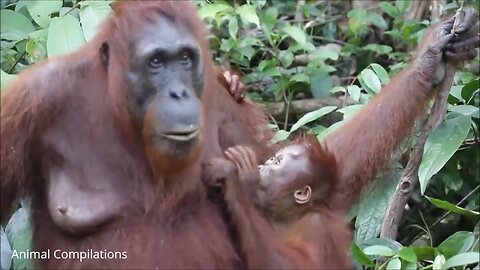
top-left (159, 129), bottom-right (199, 141)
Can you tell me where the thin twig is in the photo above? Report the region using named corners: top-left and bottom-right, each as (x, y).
top-left (7, 51), bottom-right (26, 74)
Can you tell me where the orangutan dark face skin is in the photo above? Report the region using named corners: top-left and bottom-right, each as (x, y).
top-left (127, 16), bottom-right (205, 157)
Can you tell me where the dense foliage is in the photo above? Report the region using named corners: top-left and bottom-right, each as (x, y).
top-left (0, 0), bottom-right (478, 269)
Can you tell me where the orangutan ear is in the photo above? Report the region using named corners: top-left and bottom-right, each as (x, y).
top-left (294, 185), bottom-right (312, 204)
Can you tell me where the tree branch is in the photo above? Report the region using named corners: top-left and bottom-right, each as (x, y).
top-left (259, 97), bottom-right (355, 118)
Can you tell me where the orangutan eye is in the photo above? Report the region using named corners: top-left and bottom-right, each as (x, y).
top-left (179, 49), bottom-right (195, 68)
top-left (149, 54), bottom-right (165, 69)
top-left (273, 155), bottom-right (281, 164)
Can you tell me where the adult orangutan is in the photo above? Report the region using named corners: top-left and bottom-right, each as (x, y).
top-left (202, 8), bottom-right (480, 270)
top-left (1, 1), bottom-right (273, 269)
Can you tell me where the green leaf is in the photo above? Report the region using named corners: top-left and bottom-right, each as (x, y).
top-left (449, 85), bottom-right (465, 102)
top-left (28, 28), bottom-right (48, 40)
top-left (228, 17), bottom-right (238, 39)
top-left (438, 231), bottom-right (476, 259)
top-left (279, 51), bottom-right (294, 67)
top-left (6, 207), bottom-right (34, 270)
top-left (426, 197), bottom-right (479, 217)
top-left (363, 44), bottom-right (393, 54)
top-left (1, 70), bottom-right (16, 91)
top-left (198, 3), bottom-right (232, 19)
top-left (316, 121), bottom-right (343, 139)
top-left (310, 71), bottom-right (332, 98)
top-left (313, 47), bottom-right (338, 60)
top-left (355, 166), bottom-right (401, 243)
top-left (258, 59), bottom-right (277, 72)
top-left (370, 63), bottom-right (390, 84)
top-left (405, 262), bottom-right (417, 270)
top-left (443, 252), bottom-right (480, 269)
top-left (25, 0), bottom-right (62, 28)
top-left (25, 38), bottom-right (47, 63)
top-left (360, 69), bottom-right (382, 93)
top-left (0, 227), bottom-right (12, 270)
top-left (432, 254), bottom-right (446, 270)
top-left (351, 242), bottom-right (374, 267)
top-left (363, 245), bottom-right (396, 257)
top-left (80, 0), bottom-right (112, 41)
top-left (461, 79), bottom-right (479, 101)
top-left (449, 105), bottom-right (479, 118)
top-left (386, 257), bottom-right (401, 270)
top-left (47, 15), bottom-right (86, 57)
top-left (0, 9), bottom-right (35, 41)
top-left (290, 106), bottom-right (337, 133)
top-left (419, 115), bottom-right (471, 194)
top-left (368, 12), bottom-right (388, 29)
top-left (412, 246), bottom-right (436, 260)
top-left (379, 2), bottom-right (400, 18)
top-left (237, 4), bottom-right (259, 27)
top-left (396, 0), bottom-right (412, 12)
top-left (282, 25), bottom-right (307, 46)
top-left (348, 8), bottom-right (368, 34)
top-left (330, 86), bottom-right (346, 94)
top-left (263, 7), bottom-right (278, 24)
top-left (399, 247), bottom-right (417, 263)
top-left (339, 104), bottom-right (364, 120)
top-left (290, 74), bottom-right (310, 84)
top-left (347, 85), bottom-right (361, 102)
top-left (271, 130), bottom-right (290, 144)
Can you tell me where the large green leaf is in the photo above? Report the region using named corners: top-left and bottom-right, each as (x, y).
top-left (370, 63), bottom-right (390, 84)
top-left (363, 245), bottom-right (396, 257)
top-left (0, 227), bottom-right (12, 270)
top-left (386, 257), bottom-right (401, 270)
top-left (379, 2), bottom-right (400, 18)
top-left (426, 197), bottom-right (479, 217)
top-left (289, 106), bottom-right (337, 133)
top-left (25, 0), bottom-right (62, 28)
top-left (198, 3), bottom-right (232, 19)
top-left (438, 231), bottom-right (476, 259)
top-left (443, 252), bottom-right (480, 269)
top-left (47, 15), bottom-right (86, 57)
top-left (80, 0), bottom-right (112, 41)
top-left (0, 9), bottom-right (35, 41)
top-left (396, 0), bottom-right (412, 12)
top-left (398, 247), bottom-right (417, 263)
top-left (351, 242), bottom-right (374, 267)
top-left (5, 207), bottom-right (34, 270)
top-left (347, 85), bottom-right (361, 102)
top-left (419, 115), bottom-right (472, 194)
top-left (310, 71), bottom-right (332, 98)
top-left (237, 4), bottom-right (259, 27)
top-left (270, 130), bottom-right (290, 144)
top-left (359, 69), bottom-right (382, 93)
top-left (354, 166), bottom-right (401, 243)
top-left (449, 105), bottom-right (479, 118)
top-left (282, 25), bottom-right (307, 46)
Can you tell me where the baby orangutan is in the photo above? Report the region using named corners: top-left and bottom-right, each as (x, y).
top-left (224, 136), bottom-right (337, 222)
top-left (203, 135), bottom-right (352, 268)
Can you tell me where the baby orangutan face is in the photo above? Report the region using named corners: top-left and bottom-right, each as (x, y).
top-left (259, 145), bottom-right (310, 186)
top-left (257, 145), bottom-right (313, 206)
